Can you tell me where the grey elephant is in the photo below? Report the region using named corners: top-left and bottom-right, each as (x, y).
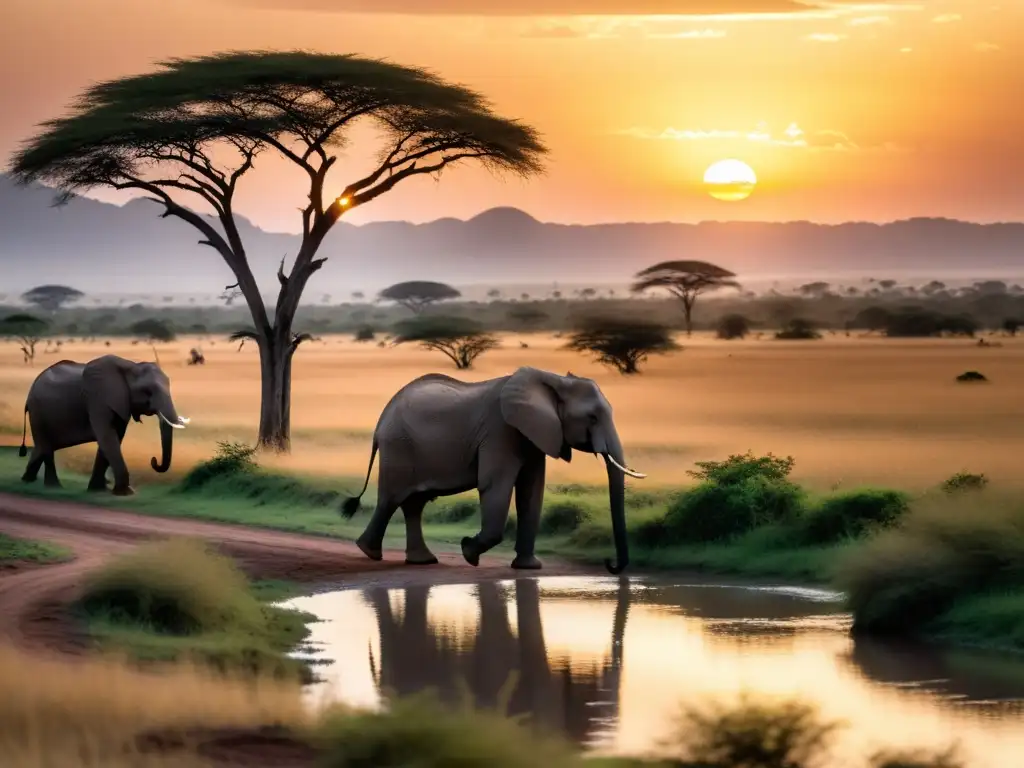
top-left (19, 355), bottom-right (190, 495)
top-left (341, 366), bottom-right (646, 574)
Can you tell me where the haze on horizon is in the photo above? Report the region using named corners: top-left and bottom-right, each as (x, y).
top-left (3, 0), bottom-right (1021, 233)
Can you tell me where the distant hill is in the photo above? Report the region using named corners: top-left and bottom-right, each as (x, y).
top-left (1, 174), bottom-right (1022, 300)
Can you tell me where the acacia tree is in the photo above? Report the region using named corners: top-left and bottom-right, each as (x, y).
top-left (565, 315), bottom-right (679, 375)
top-left (631, 261), bottom-right (739, 336)
top-left (10, 51), bottom-right (545, 452)
top-left (378, 281), bottom-right (462, 314)
top-left (393, 315), bottom-right (498, 370)
top-left (21, 285), bottom-right (84, 313)
top-left (0, 314), bottom-right (49, 364)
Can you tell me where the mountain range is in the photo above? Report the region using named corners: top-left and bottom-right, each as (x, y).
top-left (1, 173), bottom-right (1022, 300)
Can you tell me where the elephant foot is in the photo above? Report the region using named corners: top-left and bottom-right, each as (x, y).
top-left (111, 485), bottom-right (135, 497)
top-left (356, 536), bottom-right (383, 562)
top-left (43, 479), bottom-right (62, 489)
top-left (405, 551), bottom-right (439, 566)
top-left (87, 482), bottom-right (109, 493)
top-left (20, 474), bottom-right (36, 484)
top-left (461, 537), bottom-right (481, 567)
top-left (511, 554), bottom-right (543, 570)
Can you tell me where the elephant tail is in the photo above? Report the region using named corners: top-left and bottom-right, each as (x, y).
top-left (340, 436), bottom-right (378, 519)
top-left (19, 406), bottom-right (28, 457)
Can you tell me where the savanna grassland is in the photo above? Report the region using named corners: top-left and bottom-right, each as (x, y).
top-left (0, 330), bottom-right (1020, 492)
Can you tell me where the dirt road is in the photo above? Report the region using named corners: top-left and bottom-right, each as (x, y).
top-left (0, 492), bottom-right (593, 654)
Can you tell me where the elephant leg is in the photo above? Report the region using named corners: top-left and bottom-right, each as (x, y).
top-left (462, 464), bottom-right (518, 567)
top-left (88, 448), bottom-right (110, 491)
top-left (511, 453), bottom-right (545, 570)
top-left (22, 447), bottom-right (45, 483)
top-left (401, 495), bottom-right (438, 566)
top-left (91, 416), bottom-right (132, 496)
top-left (88, 419), bottom-right (126, 492)
top-left (42, 453), bottom-right (61, 488)
top-left (356, 494), bottom-right (401, 561)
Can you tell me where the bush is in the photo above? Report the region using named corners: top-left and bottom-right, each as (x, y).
top-left (314, 692), bottom-right (575, 768)
top-left (78, 538), bottom-right (265, 636)
top-left (661, 475), bottom-right (805, 544)
top-left (799, 489), bottom-right (911, 544)
top-left (837, 490), bottom-right (1024, 637)
top-left (354, 325), bottom-right (375, 342)
top-left (180, 441), bottom-right (259, 491)
top-left (539, 500), bottom-right (591, 535)
top-left (941, 471), bottom-right (989, 494)
top-left (668, 695), bottom-right (839, 768)
top-left (425, 498), bottom-right (479, 524)
top-left (688, 451), bottom-right (796, 487)
top-left (775, 318), bottom-right (820, 340)
top-left (716, 313), bottom-right (751, 340)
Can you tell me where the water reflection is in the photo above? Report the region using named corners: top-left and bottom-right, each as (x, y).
top-left (285, 577), bottom-right (1024, 767)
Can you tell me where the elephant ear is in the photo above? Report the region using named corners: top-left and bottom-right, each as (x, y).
top-left (500, 367), bottom-right (567, 460)
top-left (82, 355), bottom-right (132, 423)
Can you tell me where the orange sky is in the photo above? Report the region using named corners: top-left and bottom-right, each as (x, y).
top-left (2, 0), bottom-right (1020, 230)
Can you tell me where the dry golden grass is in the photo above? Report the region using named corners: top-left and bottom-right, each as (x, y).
top-left (0, 643), bottom-right (308, 767)
top-left (1, 332), bottom-right (1022, 490)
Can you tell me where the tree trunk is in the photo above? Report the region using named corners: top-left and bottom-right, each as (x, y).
top-left (256, 330), bottom-right (295, 453)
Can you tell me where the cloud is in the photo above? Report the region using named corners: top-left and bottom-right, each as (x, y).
top-left (616, 121), bottom-right (903, 152)
top-left (519, 19), bottom-right (727, 39)
top-left (217, 0), bottom-right (924, 17)
top-left (931, 13), bottom-right (962, 23)
top-left (848, 14), bottom-right (891, 25)
top-left (804, 32), bottom-right (847, 41)
top-left (973, 41), bottom-right (1001, 52)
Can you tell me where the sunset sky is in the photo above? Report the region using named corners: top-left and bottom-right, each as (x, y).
top-left (3, 0), bottom-right (1020, 230)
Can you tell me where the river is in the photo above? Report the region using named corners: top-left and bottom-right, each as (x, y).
top-left (279, 576), bottom-right (1024, 767)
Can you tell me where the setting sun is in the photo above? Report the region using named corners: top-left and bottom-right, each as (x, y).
top-left (703, 159), bottom-right (757, 202)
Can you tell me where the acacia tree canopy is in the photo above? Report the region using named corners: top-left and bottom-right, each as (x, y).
top-left (21, 285), bottom-right (84, 312)
top-left (392, 314), bottom-right (497, 369)
top-left (378, 281), bottom-right (462, 314)
top-left (10, 50), bottom-right (546, 451)
top-left (631, 260), bottom-right (739, 336)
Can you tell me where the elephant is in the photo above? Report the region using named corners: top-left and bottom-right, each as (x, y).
top-left (18, 355), bottom-right (190, 495)
top-left (340, 366), bottom-right (646, 574)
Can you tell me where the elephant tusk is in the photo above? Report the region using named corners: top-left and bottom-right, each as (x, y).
top-left (178, 416), bottom-right (190, 425)
top-left (604, 453), bottom-right (647, 479)
top-left (159, 412), bottom-right (186, 430)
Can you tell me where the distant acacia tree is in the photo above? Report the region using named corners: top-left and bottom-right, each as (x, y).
top-left (486, 288), bottom-right (502, 301)
top-left (775, 318), bottom-right (822, 340)
top-left (379, 281), bottom-right (462, 314)
top-left (21, 285), bottom-right (84, 313)
top-left (130, 318), bottom-right (176, 343)
top-left (631, 261), bottom-right (739, 336)
top-left (351, 291), bottom-right (365, 301)
top-left (565, 315), bottom-right (680, 375)
top-left (10, 50), bottom-right (545, 452)
top-left (0, 313), bottom-right (49, 364)
top-left (393, 315), bottom-right (498, 370)
top-left (1003, 318), bottom-right (1021, 337)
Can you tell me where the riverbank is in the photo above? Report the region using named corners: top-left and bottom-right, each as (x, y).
top-left (1, 445), bottom-right (1021, 655)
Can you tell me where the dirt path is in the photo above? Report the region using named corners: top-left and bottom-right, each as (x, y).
top-left (0, 491), bottom-right (594, 653)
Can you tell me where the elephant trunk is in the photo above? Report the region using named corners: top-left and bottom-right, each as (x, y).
top-left (151, 416), bottom-right (173, 473)
top-left (601, 428), bottom-right (632, 576)
top-left (151, 392), bottom-right (185, 473)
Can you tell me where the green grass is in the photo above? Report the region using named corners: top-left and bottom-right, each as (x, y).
top-left (74, 537), bottom-right (316, 681)
top-left (2, 444), bottom-right (1022, 654)
top-left (0, 532), bottom-right (71, 566)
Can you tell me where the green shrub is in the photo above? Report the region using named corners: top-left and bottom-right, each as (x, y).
top-left (941, 471), bottom-right (989, 494)
top-left (658, 476), bottom-right (804, 545)
top-left (354, 325), bottom-right (375, 342)
top-left (799, 489), bottom-right (911, 544)
top-left (540, 500), bottom-right (591, 535)
top-left (688, 451), bottom-right (796, 487)
top-left (314, 692), bottom-right (576, 768)
top-left (78, 537), bottom-right (265, 635)
top-left (180, 441), bottom-right (259, 491)
top-left (837, 490), bottom-right (1024, 636)
top-left (425, 499), bottom-right (479, 524)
